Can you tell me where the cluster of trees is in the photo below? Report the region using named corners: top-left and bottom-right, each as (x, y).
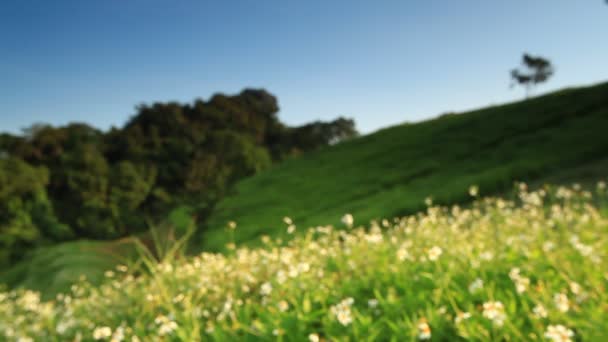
top-left (0, 89), bottom-right (357, 266)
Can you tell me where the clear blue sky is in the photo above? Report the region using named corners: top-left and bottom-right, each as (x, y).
top-left (1, 0), bottom-right (607, 134)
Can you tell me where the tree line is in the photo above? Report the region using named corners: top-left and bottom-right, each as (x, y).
top-left (0, 89), bottom-right (358, 267)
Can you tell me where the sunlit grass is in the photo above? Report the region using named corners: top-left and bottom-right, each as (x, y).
top-left (1, 182), bottom-right (607, 341)
top-left (201, 82), bottom-right (608, 252)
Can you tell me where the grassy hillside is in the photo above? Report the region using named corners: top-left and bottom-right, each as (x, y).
top-left (0, 240), bottom-right (135, 299)
top-left (200, 82), bottom-right (608, 251)
top-left (0, 207), bottom-right (193, 299)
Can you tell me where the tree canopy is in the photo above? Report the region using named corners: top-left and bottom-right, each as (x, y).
top-left (0, 89), bottom-right (358, 266)
top-left (510, 54), bottom-right (554, 98)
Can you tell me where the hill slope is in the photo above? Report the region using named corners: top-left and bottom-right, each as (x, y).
top-left (0, 240), bottom-right (134, 298)
top-left (200, 82), bottom-right (608, 251)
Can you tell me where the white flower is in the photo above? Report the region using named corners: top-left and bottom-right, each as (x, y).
top-left (418, 321), bottom-right (432, 340)
top-left (469, 185), bottom-right (479, 197)
top-left (543, 241), bottom-right (555, 252)
top-left (276, 270), bottom-right (287, 284)
top-left (158, 321), bottom-right (178, 336)
top-left (368, 299), bottom-right (379, 308)
top-left (428, 246), bottom-right (443, 261)
top-left (509, 267), bottom-right (521, 280)
top-left (308, 333), bottom-right (320, 342)
top-left (278, 300), bottom-right (289, 312)
top-left (172, 293), bottom-right (185, 303)
top-left (365, 232), bottom-right (383, 244)
top-left (544, 324), bottom-right (574, 342)
top-left (93, 327), bottom-right (112, 340)
top-left (260, 282), bottom-right (273, 296)
top-left (508, 267), bottom-right (529, 293)
top-left (336, 310), bottom-right (353, 326)
top-left (296, 262), bottom-right (310, 274)
top-left (155, 315), bottom-right (178, 336)
top-left (569, 282), bottom-right (581, 295)
top-left (283, 216), bottom-right (293, 225)
top-left (518, 182), bottom-right (528, 192)
top-left (454, 311), bottom-right (471, 324)
top-left (468, 278), bottom-right (484, 293)
top-left (287, 225), bottom-right (296, 234)
top-left (554, 293), bottom-right (569, 313)
top-left (482, 301), bottom-right (506, 326)
top-left (111, 327), bottom-right (124, 342)
top-left (424, 197), bottom-right (433, 206)
top-left (330, 298), bottom-right (355, 326)
top-left (532, 304), bottom-right (547, 318)
top-left (56, 319), bottom-right (75, 335)
top-left (479, 251), bottom-right (493, 261)
top-left (515, 277), bottom-right (530, 294)
top-left (397, 247), bottom-right (411, 261)
top-left (341, 213), bottom-right (354, 227)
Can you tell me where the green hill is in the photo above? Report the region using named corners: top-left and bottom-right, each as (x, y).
top-left (200, 82), bottom-right (608, 251)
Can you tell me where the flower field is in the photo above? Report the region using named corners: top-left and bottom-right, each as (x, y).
top-left (1, 183), bottom-right (607, 341)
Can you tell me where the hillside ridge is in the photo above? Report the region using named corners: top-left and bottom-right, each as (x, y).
top-left (199, 81), bottom-right (608, 251)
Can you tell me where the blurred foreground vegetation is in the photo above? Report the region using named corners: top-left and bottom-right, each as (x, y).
top-left (1, 184), bottom-right (607, 341)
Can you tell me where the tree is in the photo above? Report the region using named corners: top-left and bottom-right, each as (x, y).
top-left (0, 87), bottom-right (359, 263)
top-left (0, 158), bottom-right (70, 266)
top-left (279, 116), bottom-right (359, 155)
top-left (510, 53), bottom-right (554, 98)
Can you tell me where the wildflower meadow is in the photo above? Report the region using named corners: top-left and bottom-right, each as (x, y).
top-left (1, 182), bottom-right (607, 341)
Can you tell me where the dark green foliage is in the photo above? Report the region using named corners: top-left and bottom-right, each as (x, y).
top-left (511, 53), bottom-right (554, 98)
top-left (0, 88), bottom-right (357, 266)
top-left (0, 158), bottom-right (70, 267)
top-left (108, 161), bottom-right (156, 235)
top-left (278, 117), bottom-right (358, 155)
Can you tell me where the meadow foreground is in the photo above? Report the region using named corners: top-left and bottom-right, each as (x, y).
top-left (1, 183), bottom-right (607, 341)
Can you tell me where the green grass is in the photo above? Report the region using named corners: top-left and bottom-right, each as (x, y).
top-left (0, 240), bottom-right (134, 300)
top-left (0, 207), bottom-right (193, 299)
top-left (2, 185), bottom-right (607, 341)
top-left (199, 81), bottom-right (608, 251)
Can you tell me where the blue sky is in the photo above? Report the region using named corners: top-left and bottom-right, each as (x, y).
top-left (1, 0), bottom-right (607, 134)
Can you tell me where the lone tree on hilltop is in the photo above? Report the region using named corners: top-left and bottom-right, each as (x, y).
top-left (510, 53), bottom-right (554, 99)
